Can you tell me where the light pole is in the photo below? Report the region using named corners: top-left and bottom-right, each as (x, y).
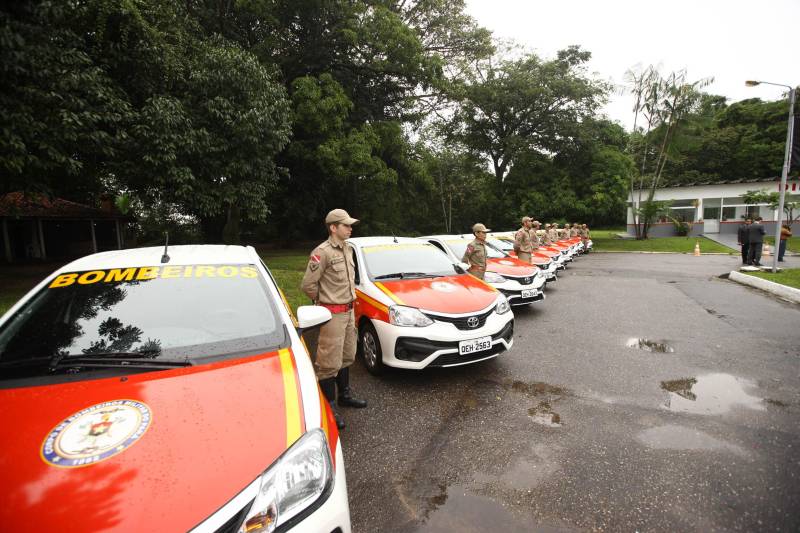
top-left (746, 80), bottom-right (796, 273)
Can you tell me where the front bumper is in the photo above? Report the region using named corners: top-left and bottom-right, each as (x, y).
top-left (490, 274), bottom-right (546, 306)
top-left (372, 310), bottom-right (514, 369)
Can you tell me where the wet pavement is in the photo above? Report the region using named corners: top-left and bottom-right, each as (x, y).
top-left (341, 253), bottom-right (800, 532)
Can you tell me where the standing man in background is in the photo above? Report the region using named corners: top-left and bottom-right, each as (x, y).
top-left (301, 208), bottom-right (368, 430)
top-left (747, 216), bottom-right (766, 266)
top-left (514, 217), bottom-right (535, 263)
top-left (462, 223), bottom-right (490, 279)
top-left (738, 218), bottom-right (752, 265)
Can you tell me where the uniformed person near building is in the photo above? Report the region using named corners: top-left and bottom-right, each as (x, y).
top-left (541, 224), bottom-right (551, 245)
top-left (514, 217), bottom-right (535, 263)
top-left (737, 218), bottom-right (752, 265)
top-left (462, 223), bottom-right (490, 279)
top-left (301, 208), bottom-right (367, 430)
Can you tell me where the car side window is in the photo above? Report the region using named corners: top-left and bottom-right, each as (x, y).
top-left (429, 240), bottom-right (447, 254)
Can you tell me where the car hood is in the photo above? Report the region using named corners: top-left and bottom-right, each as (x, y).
top-left (377, 274), bottom-right (498, 314)
top-left (0, 349), bottom-right (303, 532)
top-left (486, 258), bottom-right (537, 277)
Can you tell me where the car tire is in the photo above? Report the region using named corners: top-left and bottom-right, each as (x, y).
top-left (359, 320), bottom-right (385, 376)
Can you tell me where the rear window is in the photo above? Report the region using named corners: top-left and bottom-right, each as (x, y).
top-left (0, 264), bottom-right (288, 382)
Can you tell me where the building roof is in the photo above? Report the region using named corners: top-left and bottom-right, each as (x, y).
top-left (634, 176), bottom-right (800, 190)
top-left (0, 192), bottom-right (128, 219)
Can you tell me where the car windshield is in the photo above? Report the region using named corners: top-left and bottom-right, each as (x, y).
top-left (0, 264), bottom-right (287, 381)
top-left (362, 243), bottom-right (459, 279)
top-left (445, 240), bottom-right (506, 259)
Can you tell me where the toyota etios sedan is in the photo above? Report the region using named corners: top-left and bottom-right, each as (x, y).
top-left (347, 237), bottom-right (514, 375)
top-left (422, 235), bottom-right (547, 306)
top-left (0, 245), bottom-right (351, 533)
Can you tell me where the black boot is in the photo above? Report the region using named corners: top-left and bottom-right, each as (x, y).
top-left (336, 367), bottom-right (367, 408)
top-left (319, 378), bottom-right (345, 429)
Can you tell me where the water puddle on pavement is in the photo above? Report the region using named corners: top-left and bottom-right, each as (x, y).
top-left (637, 424), bottom-right (747, 456)
top-left (528, 401), bottom-right (562, 427)
top-left (416, 484), bottom-right (545, 532)
top-left (661, 374), bottom-right (766, 414)
top-left (626, 337), bottom-right (674, 353)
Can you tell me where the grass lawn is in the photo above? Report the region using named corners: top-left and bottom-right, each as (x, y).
top-left (0, 263), bottom-right (65, 316)
top-left (743, 268), bottom-right (800, 290)
top-left (259, 249), bottom-right (311, 313)
top-left (765, 236), bottom-right (799, 254)
top-left (590, 229), bottom-right (733, 254)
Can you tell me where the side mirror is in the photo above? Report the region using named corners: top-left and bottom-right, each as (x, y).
top-left (296, 305), bottom-right (332, 334)
top-left (455, 262), bottom-right (470, 274)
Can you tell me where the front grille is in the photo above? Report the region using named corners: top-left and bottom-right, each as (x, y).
top-left (395, 320), bottom-right (513, 363)
top-left (504, 274), bottom-right (534, 285)
top-left (424, 308), bottom-right (494, 330)
top-left (215, 499), bottom-right (254, 533)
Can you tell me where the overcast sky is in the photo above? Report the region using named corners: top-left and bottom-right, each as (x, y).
top-left (465, 0), bottom-right (799, 130)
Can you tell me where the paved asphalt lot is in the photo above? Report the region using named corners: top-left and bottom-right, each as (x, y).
top-left (339, 253), bottom-right (800, 532)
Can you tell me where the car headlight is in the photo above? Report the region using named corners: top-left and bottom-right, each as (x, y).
top-left (495, 295), bottom-right (511, 315)
top-left (483, 271), bottom-right (507, 284)
top-left (535, 269), bottom-right (544, 279)
top-left (389, 305), bottom-right (434, 327)
top-left (239, 429), bottom-right (332, 533)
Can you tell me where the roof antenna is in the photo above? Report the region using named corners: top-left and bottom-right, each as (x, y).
top-left (391, 231), bottom-right (398, 244)
top-left (160, 232), bottom-right (170, 264)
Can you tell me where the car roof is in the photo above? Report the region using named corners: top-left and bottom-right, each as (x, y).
top-left (57, 245), bottom-right (260, 273)
top-left (348, 236), bottom-right (432, 247)
top-left (420, 235), bottom-right (473, 241)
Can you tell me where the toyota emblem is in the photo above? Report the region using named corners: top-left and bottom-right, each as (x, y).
top-left (523, 277), bottom-right (531, 284)
top-left (467, 316), bottom-right (479, 328)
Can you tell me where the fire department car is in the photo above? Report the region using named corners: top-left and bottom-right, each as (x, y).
top-left (488, 233), bottom-right (567, 272)
top-left (0, 245), bottom-right (351, 533)
top-left (422, 235), bottom-right (547, 305)
top-left (347, 237), bottom-right (514, 375)
top-left (482, 235), bottom-right (563, 276)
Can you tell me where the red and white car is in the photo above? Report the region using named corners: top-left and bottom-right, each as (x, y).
top-left (0, 245), bottom-right (351, 533)
top-left (422, 235), bottom-right (547, 305)
top-left (348, 237), bottom-right (514, 374)
top-left (488, 232), bottom-right (567, 273)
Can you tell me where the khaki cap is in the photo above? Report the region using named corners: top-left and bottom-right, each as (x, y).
top-left (532, 220), bottom-right (541, 226)
top-left (521, 216), bottom-right (532, 224)
top-left (472, 223), bottom-right (491, 233)
top-left (325, 208), bottom-right (359, 225)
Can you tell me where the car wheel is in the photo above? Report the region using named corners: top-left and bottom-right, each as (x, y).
top-left (359, 320), bottom-right (385, 376)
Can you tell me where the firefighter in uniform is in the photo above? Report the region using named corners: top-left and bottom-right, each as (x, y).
top-left (462, 223), bottom-right (490, 279)
top-left (530, 220), bottom-right (542, 250)
top-left (550, 223), bottom-right (560, 242)
top-left (514, 217), bottom-right (535, 263)
top-left (301, 208), bottom-right (367, 429)
top-left (541, 224), bottom-right (552, 245)
top-left (571, 224), bottom-right (580, 238)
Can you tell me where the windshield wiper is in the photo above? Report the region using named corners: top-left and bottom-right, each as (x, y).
top-left (374, 272), bottom-right (436, 280)
top-left (49, 354), bottom-right (191, 371)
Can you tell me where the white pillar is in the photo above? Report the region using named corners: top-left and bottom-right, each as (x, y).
top-left (37, 219), bottom-right (47, 259)
top-left (2, 218), bottom-right (11, 262)
top-left (115, 219), bottom-right (122, 249)
top-left (696, 198), bottom-right (703, 222)
top-left (89, 220), bottom-right (97, 253)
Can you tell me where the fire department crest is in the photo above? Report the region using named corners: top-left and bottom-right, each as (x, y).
top-left (41, 400), bottom-right (152, 468)
top-left (430, 281), bottom-right (457, 293)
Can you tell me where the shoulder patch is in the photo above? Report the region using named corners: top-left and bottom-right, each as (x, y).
top-left (310, 254), bottom-right (321, 263)
top-left (466, 244), bottom-right (474, 253)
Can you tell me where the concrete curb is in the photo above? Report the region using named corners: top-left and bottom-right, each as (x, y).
top-left (592, 251), bottom-right (733, 255)
top-left (728, 270), bottom-right (800, 304)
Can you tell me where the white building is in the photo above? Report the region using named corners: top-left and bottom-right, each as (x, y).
top-left (627, 177), bottom-right (800, 237)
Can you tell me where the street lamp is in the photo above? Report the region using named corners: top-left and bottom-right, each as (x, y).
top-left (745, 80), bottom-right (796, 273)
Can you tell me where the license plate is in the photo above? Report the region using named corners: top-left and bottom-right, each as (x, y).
top-left (458, 336), bottom-right (492, 355)
top-left (521, 289), bottom-right (538, 298)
